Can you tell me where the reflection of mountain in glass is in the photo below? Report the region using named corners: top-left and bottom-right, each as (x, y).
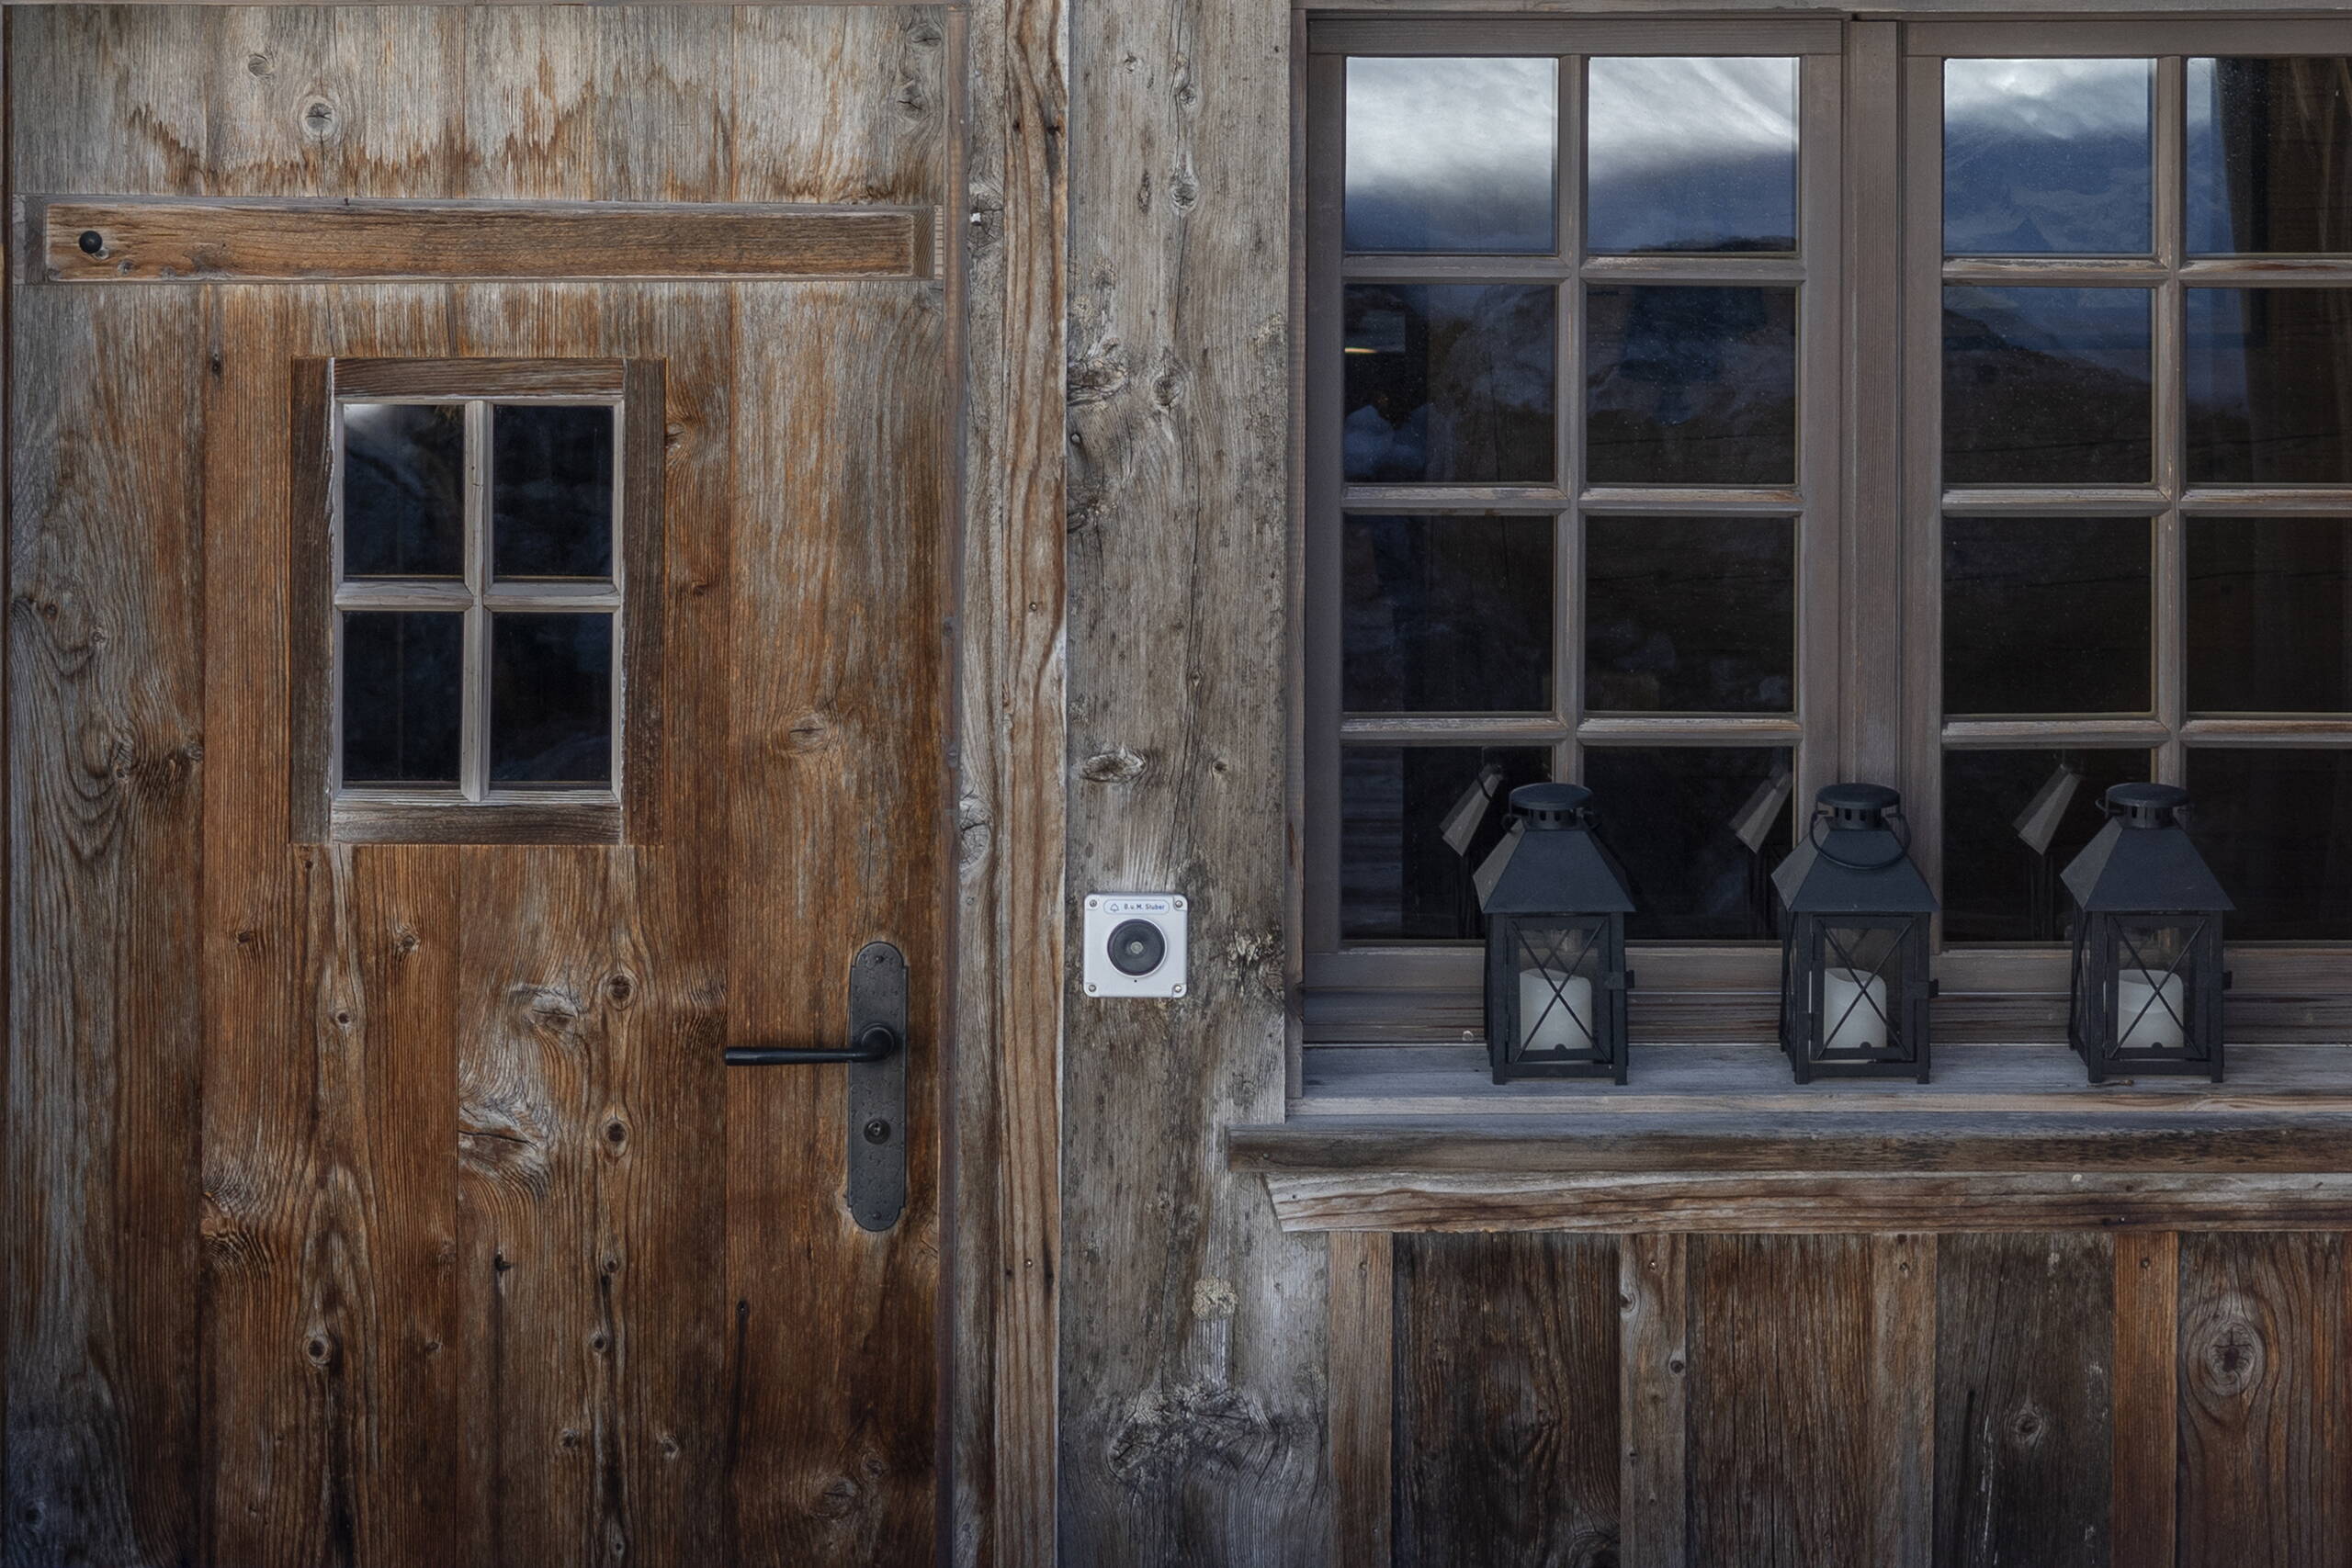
top-left (1343, 284), bottom-right (1555, 483)
top-left (1345, 56), bottom-right (1556, 254)
top-left (1944, 58), bottom-right (2151, 255)
top-left (1942, 288), bottom-right (2151, 485)
top-left (1587, 57), bottom-right (1797, 254)
top-left (1587, 286), bottom-right (1796, 486)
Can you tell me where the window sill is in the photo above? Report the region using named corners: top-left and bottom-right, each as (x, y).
top-left (1231, 1042), bottom-right (2352, 1233)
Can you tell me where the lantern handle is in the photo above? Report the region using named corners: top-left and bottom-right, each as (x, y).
top-left (1806, 804), bottom-right (1911, 872)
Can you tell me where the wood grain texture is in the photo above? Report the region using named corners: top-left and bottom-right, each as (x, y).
top-left (5, 275), bottom-right (208, 1568)
top-left (38, 197), bottom-right (933, 284)
top-left (1686, 1237), bottom-right (1874, 1568)
top-left (2177, 1233), bottom-right (2352, 1568)
top-left (1327, 1232), bottom-right (1393, 1568)
top-left (1617, 1233), bottom-right (1687, 1568)
top-left (950, 0), bottom-right (1069, 1552)
top-left (1260, 1170), bottom-right (2352, 1234)
top-left (1871, 1235), bottom-right (1937, 1568)
top-left (2112, 1232), bottom-right (2178, 1568)
top-left (1060, 0), bottom-right (1322, 1549)
top-left (1393, 1234), bottom-right (1618, 1568)
top-left (1933, 1235), bottom-right (2113, 1568)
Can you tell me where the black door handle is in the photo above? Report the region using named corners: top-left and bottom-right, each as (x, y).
top-left (719, 942), bottom-right (908, 1232)
top-left (724, 1022), bottom-right (900, 1066)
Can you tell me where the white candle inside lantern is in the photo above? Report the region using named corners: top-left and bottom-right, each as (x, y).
top-left (1821, 965), bottom-right (1889, 1052)
top-left (1518, 970), bottom-right (1594, 1053)
top-left (2117, 968), bottom-right (2187, 1050)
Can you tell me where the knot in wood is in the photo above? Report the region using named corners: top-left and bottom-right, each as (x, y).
top-left (605, 972), bottom-right (637, 1007)
top-left (300, 97), bottom-right (337, 141)
top-left (1080, 746), bottom-right (1148, 784)
top-left (246, 51), bottom-right (274, 77)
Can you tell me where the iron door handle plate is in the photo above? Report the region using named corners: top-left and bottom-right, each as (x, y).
top-left (721, 941), bottom-right (908, 1233)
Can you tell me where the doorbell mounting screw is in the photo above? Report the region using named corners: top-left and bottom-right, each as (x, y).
top-left (1083, 894), bottom-right (1188, 999)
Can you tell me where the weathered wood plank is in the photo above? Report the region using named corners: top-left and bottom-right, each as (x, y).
top-left (1393, 1234), bottom-right (1618, 1568)
top-left (2177, 1234), bottom-right (2352, 1566)
top-left (1232, 1114), bottom-right (2352, 1174)
top-left (37, 197), bottom-right (934, 284)
top-left (1258, 1170), bottom-right (2352, 1234)
top-left (1328, 1232), bottom-right (1393, 1568)
top-left (950, 0), bottom-right (1069, 1552)
top-left (1933, 1235), bottom-right (2113, 1568)
top-left (1871, 1235), bottom-right (1936, 1568)
top-left (1686, 1237), bottom-right (1874, 1568)
top-left (6, 285), bottom-right (208, 1568)
top-left (1618, 1234), bottom-right (1688, 1568)
top-left (2112, 1233), bottom-right (2179, 1568)
top-left (721, 278), bottom-right (951, 1563)
top-left (1060, 0), bottom-right (1320, 1545)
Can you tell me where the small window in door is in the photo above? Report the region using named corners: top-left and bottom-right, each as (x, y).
top-left (292, 359), bottom-right (664, 844)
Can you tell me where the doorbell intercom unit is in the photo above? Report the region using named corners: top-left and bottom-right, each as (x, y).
top-left (1084, 894), bottom-right (1188, 998)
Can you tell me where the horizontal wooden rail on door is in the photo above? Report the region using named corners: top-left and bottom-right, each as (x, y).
top-left (22, 195), bottom-right (944, 283)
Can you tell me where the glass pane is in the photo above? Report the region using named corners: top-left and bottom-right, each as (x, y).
top-left (1942, 516), bottom-right (2151, 715)
top-left (1510, 919), bottom-right (1608, 1055)
top-left (1581, 746), bottom-right (1792, 941)
top-left (1944, 59), bottom-right (2152, 255)
top-left (1343, 514), bottom-right (1553, 713)
top-left (492, 405), bottom-right (616, 579)
top-left (1943, 287), bottom-right (2151, 485)
top-left (1584, 514), bottom-right (1793, 713)
top-left (341, 402), bottom-right (465, 578)
top-left (2185, 748), bottom-right (2352, 939)
top-left (340, 611), bottom-right (462, 785)
top-left (1815, 924), bottom-right (1912, 1054)
top-left (2187, 288), bottom-right (2352, 484)
top-left (2189, 518), bottom-right (2352, 713)
top-left (1587, 285), bottom-right (1796, 485)
top-left (490, 613), bottom-right (614, 785)
top-left (1345, 57), bottom-right (1556, 254)
top-left (1340, 746), bottom-right (1549, 941)
top-left (2189, 59), bottom-right (2352, 255)
top-left (1344, 284), bottom-right (1556, 484)
top-left (1941, 748), bottom-right (2152, 941)
top-left (1587, 57), bottom-right (1798, 254)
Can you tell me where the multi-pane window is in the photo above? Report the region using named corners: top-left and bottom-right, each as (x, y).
top-left (1917, 39), bottom-right (2352, 950)
top-left (1304, 19), bottom-right (2352, 1042)
top-left (297, 359), bottom-right (661, 844)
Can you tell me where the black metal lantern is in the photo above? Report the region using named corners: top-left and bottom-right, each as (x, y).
top-left (2062, 783), bottom-right (2233, 1083)
top-left (1774, 784), bottom-right (1939, 1083)
top-left (1474, 783), bottom-right (1635, 1085)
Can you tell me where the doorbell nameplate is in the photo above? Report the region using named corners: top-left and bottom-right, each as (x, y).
top-left (1084, 894), bottom-right (1188, 998)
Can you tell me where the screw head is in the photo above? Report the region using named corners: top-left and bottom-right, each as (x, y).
top-left (77, 230), bottom-right (104, 256)
top-left (862, 1119), bottom-right (891, 1145)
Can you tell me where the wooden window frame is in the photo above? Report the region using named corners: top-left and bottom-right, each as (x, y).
top-left (1294, 15), bottom-right (2352, 1080)
top-left (289, 356), bottom-right (666, 846)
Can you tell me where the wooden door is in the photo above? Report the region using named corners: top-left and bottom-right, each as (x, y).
top-left (5, 8), bottom-right (954, 1564)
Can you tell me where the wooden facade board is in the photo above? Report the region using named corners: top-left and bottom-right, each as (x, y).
top-left (30, 197), bottom-right (936, 284)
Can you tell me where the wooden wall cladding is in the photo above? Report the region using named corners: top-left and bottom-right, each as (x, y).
top-left (1336, 1230), bottom-right (2352, 1567)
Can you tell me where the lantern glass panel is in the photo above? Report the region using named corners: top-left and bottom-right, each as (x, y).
top-left (1506, 917), bottom-right (1611, 1064)
top-left (1814, 920), bottom-right (1913, 1057)
top-left (2103, 918), bottom-right (2205, 1053)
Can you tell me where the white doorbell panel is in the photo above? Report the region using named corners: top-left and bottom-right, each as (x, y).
top-left (1084, 894), bottom-right (1188, 998)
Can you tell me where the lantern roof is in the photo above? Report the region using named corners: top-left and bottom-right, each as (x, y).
top-left (2061, 784), bottom-right (2234, 913)
top-left (1771, 784), bottom-right (1939, 914)
top-left (1474, 784), bottom-right (1636, 916)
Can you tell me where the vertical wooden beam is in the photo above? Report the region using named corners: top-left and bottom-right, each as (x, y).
top-left (1060, 0), bottom-right (1319, 1552)
top-left (1393, 1234), bottom-right (1620, 1567)
top-left (1329, 1231), bottom-right (1394, 1568)
top-left (2112, 1231), bottom-right (2179, 1568)
top-left (2177, 1233), bottom-right (2350, 1567)
top-left (1931, 1234), bottom-right (2109, 1568)
top-left (1873, 1233), bottom-right (1938, 1568)
top-left (1843, 20), bottom-right (1905, 791)
top-left (1619, 1233), bottom-right (1688, 1568)
top-left (954, 0), bottom-right (1069, 1549)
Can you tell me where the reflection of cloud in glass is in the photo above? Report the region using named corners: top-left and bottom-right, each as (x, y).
top-left (1945, 59), bottom-right (2151, 254)
top-left (1345, 57), bottom-right (1556, 253)
top-left (1588, 58), bottom-right (1797, 253)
